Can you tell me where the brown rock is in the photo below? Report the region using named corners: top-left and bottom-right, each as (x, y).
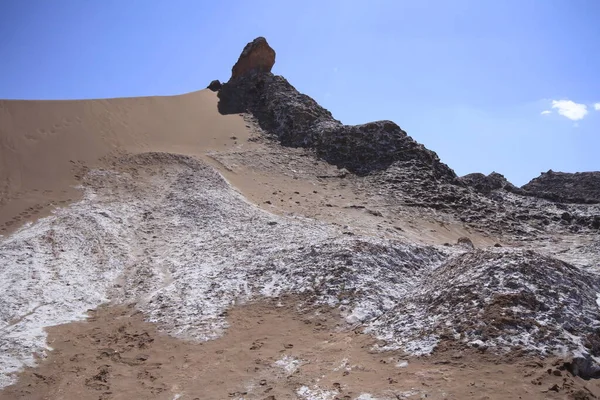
top-left (231, 37), bottom-right (276, 80)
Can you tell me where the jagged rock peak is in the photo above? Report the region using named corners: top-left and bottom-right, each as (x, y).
top-left (218, 38), bottom-right (457, 182)
top-left (460, 171), bottom-right (522, 195)
top-left (230, 37), bottom-right (276, 80)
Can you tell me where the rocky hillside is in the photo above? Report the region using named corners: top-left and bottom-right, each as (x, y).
top-left (208, 37), bottom-right (600, 375)
top-left (217, 37), bottom-right (457, 182)
top-left (214, 38), bottom-right (600, 238)
top-left (460, 171), bottom-right (524, 195)
top-left (0, 37), bottom-right (599, 399)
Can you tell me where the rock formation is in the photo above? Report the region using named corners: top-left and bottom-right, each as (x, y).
top-left (217, 37), bottom-right (600, 237)
top-left (207, 79), bottom-right (222, 92)
top-left (230, 37), bottom-right (276, 80)
top-left (218, 37), bottom-right (456, 181)
top-left (456, 236), bottom-right (475, 249)
top-left (1, 37), bottom-right (599, 396)
top-left (522, 170), bottom-right (600, 204)
top-left (460, 172), bottom-right (523, 195)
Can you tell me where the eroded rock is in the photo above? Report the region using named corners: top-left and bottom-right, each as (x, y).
top-left (460, 172), bottom-right (523, 195)
top-left (219, 41), bottom-right (456, 181)
top-left (457, 236), bottom-right (474, 249)
top-left (230, 37), bottom-right (276, 80)
top-left (207, 80), bottom-right (222, 92)
top-left (218, 38), bottom-right (600, 240)
top-left (522, 170), bottom-right (600, 204)
top-left (564, 356), bottom-right (600, 380)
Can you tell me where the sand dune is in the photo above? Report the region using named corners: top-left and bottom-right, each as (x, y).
top-left (0, 90), bottom-right (250, 233)
top-left (0, 90), bottom-right (497, 247)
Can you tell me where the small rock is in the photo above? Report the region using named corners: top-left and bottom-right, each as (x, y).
top-left (207, 79), bottom-right (222, 91)
top-left (547, 383), bottom-right (560, 392)
top-left (337, 168), bottom-right (349, 178)
top-left (571, 389), bottom-right (594, 400)
top-left (457, 236), bottom-right (475, 249)
top-left (561, 212), bottom-right (573, 222)
top-left (367, 209), bottom-right (383, 217)
top-left (564, 356), bottom-right (600, 380)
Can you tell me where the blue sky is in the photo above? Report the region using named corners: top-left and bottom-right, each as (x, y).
top-left (1, 1), bottom-right (599, 185)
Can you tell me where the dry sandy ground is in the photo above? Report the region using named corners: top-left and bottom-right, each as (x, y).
top-left (0, 90), bottom-right (250, 235)
top-left (2, 297), bottom-right (598, 400)
top-left (1, 91), bottom-right (598, 399)
top-left (207, 141), bottom-right (499, 248)
top-left (0, 90), bottom-right (493, 246)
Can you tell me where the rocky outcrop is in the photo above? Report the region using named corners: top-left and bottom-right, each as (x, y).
top-left (460, 172), bottom-right (523, 195)
top-left (217, 38), bottom-right (600, 236)
top-left (207, 79), bottom-right (222, 92)
top-left (218, 72), bottom-right (335, 147)
top-left (522, 170), bottom-right (600, 204)
top-left (374, 249), bottom-right (600, 359)
top-left (456, 236), bottom-right (475, 249)
top-left (230, 37), bottom-right (276, 80)
top-left (370, 162), bottom-right (600, 235)
top-left (218, 38), bottom-right (457, 181)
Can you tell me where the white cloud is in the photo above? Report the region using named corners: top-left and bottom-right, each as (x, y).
top-left (594, 103), bottom-right (600, 111)
top-left (551, 100), bottom-right (588, 121)
top-left (541, 110), bottom-right (551, 115)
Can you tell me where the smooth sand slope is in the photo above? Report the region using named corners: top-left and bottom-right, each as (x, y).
top-left (0, 90), bottom-right (250, 233)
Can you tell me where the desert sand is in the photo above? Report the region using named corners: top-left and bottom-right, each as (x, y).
top-left (1, 90), bottom-right (598, 400)
top-left (2, 297), bottom-right (595, 400)
top-left (0, 90), bottom-right (251, 234)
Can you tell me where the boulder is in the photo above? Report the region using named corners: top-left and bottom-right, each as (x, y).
top-left (457, 237), bottom-right (475, 249)
top-left (564, 356), bottom-right (600, 380)
top-left (207, 79), bottom-right (222, 92)
top-left (230, 37), bottom-right (276, 80)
